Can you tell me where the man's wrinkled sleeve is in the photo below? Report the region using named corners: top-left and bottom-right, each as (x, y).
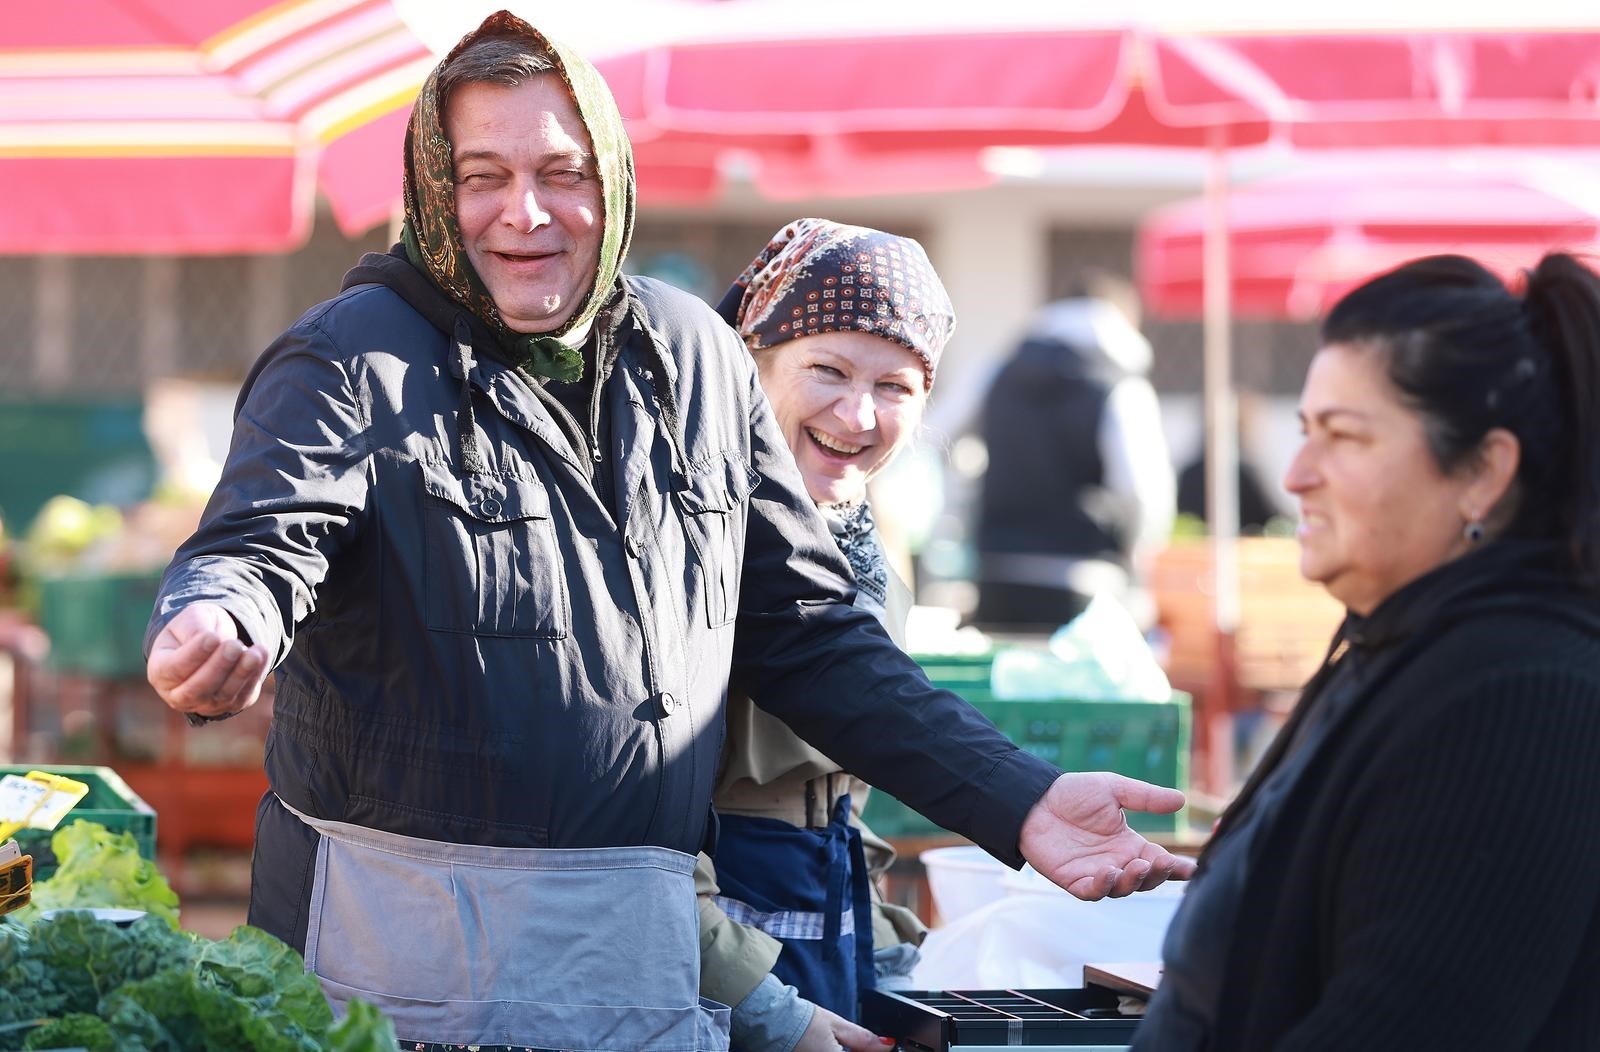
top-left (144, 319), bottom-right (373, 665)
top-left (728, 361), bottom-right (1059, 867)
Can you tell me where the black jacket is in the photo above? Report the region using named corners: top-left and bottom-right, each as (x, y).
top-left (150, 254), bottom-right (1059, 949)
top-left (1135, 541), bottom-right (1600, 1050)
top-left (977, 334), bottom-right (1134, 564)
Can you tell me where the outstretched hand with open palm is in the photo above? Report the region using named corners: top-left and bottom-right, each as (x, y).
top-left (1019, 772), bottom-right (1196, 900)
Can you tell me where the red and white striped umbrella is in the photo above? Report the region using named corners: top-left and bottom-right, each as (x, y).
top-left (0, 0), bottom-right (433, 254)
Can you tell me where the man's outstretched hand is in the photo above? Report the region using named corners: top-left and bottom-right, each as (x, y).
top-left (1019, 772), bottom-right (1196, 900)
top-left (146, 601), bottom-right (270, 718)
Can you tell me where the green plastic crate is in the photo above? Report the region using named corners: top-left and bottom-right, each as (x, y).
top-left (861, 652), bottom-right (1191, 837)
top-left (38, 570), bottom-right (164, 679)
top-left (0, 397), bottom-right (156, 535)
top-left (908, 651), bottom-right (997, 691)
top-left (2, 765), bottom-right (157, 881)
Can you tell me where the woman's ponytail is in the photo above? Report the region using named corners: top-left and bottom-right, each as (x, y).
top-left (1521, 253), bottom-right (1600, 582)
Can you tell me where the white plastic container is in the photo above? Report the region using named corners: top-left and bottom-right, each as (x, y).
top-left (919, 845), bottom-right (1007, 924)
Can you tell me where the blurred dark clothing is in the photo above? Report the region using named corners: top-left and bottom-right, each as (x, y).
top-left (977, 336), bottom-right (1131, 566)
top-left (1176, 453), bottom-right (1279, 533)
top-left (973, 298), bottom-right (1173, 631)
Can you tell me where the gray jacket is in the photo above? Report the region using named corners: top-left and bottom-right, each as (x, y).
top-left (149, 256), bottom-right (1057, 938)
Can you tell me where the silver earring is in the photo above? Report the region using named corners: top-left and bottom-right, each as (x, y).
top-left (1464, 520), bottom-right (1485, 544)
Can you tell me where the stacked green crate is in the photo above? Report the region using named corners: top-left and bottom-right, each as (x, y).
top-left (2, 765), bottom-right (157, 880)
top-left (37, 570), bottom-right (164, 678)
top-left (860, 651), bottom-right (1191, 837)
top-left (0, 397), bottom-right (156, 535)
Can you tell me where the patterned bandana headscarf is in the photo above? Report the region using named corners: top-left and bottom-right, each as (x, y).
top-left (715, 218), bottom-right (955, 391)
top-left (401, 10), bottom-right (635, 382)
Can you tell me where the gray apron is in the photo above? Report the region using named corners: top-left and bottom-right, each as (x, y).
top-left (280, 798), bottom-right (731, 1051)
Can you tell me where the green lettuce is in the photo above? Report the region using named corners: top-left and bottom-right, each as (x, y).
top-left (14, 820), bottom-right (180, 928)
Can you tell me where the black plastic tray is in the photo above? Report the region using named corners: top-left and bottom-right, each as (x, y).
top-left (861, 988), bottom-right (1140, 1048)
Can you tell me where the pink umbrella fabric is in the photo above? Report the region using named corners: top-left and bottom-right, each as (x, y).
top-left (1137, 161), bottom-right (1600, 320)
top-left (10, 3), bottom-right (1600, 249)
top-left (0, 0), bottom-right (433, 254)
top-left (594, 13), bottom-right (1277, 201)
top-left (599, 11), bottom-right (1600, 165)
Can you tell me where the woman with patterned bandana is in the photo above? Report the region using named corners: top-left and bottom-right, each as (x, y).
top-left (702, 219), bottom-right (953, 1051)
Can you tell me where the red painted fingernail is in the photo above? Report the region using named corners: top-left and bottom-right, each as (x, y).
top-left (880, 1039), bottom-right (897, 1046)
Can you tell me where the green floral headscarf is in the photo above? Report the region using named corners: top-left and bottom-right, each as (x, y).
top-left (401, 10), bottom-right (636, 382)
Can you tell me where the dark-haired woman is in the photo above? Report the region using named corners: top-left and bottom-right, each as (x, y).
top-left (1132, 252), bottom-right (1600, 1050)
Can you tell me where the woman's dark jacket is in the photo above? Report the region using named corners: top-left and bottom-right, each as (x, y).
top-left (1135, 541), bottom-right (1600, 1050)
top-left (147, 253), bottom-right (1058, 949)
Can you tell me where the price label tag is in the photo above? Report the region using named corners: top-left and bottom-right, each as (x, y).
top-left (0, 771), bottom-right (89, 839)
top-left (21, 772), bottom-right (89, 830)
top-left (0, 774), bottom-right (50, 824)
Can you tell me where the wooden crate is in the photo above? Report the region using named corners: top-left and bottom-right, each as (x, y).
top-left (1152, 538), bottom-right (1344, 697)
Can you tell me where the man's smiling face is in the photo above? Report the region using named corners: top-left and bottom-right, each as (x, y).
top-left (445, 75), bottom-right (603, 333)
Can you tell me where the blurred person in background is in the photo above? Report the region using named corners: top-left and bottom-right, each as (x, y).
top-left (972, 273), bottom-right (1175, 632)
top-left (702, 219), bottom-right (948, 1051)
top-left (1175, 389), bottom-right (1283, 535)
top-left (141, 12), bottom-right (1194, 1051)
top-left (1134, 253), bottom-right (1600, 1050)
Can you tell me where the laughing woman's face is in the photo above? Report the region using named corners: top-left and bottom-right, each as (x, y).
top-left (755, 330), bottom-right (928, 506)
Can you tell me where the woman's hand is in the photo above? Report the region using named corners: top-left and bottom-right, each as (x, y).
top-left (793, 1003), bottom-right (893, 1052)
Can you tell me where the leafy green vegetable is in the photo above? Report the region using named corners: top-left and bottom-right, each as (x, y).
top-left (13, 821), bottom-right (179, 928)
top-left (101, 967), bottom-right (322, 1051)
top-left (192, 925), bottom-right (333, 1033)
top-left (0, 923), bottom-right (69, 1023)
top-left (2, 918), bottom-right (397, 1050)
top-left (21, 1011), bottom-right (115, 1051)
top-left (0, 822), bottom-right (397, 1050)
top-left (324, 1001), bottom-right (398, 1052)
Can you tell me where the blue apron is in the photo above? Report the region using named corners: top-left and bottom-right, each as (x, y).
top-left (712, 791), bottom-right (876, 1020)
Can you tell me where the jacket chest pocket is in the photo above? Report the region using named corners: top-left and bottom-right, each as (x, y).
top-left (420, 461), bottom-right (569, 639)
top-left (674, 455), bottom-right (759, 629)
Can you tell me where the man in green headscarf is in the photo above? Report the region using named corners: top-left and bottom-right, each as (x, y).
top-left (399, 10), bottom-right (633, 386)
top-left (144, 11), bottom-right (1193, 1051)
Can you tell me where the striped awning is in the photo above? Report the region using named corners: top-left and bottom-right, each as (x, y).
top-left (1, 0), bottom-right (432, 254)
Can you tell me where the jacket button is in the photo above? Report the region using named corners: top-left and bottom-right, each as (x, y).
top-left (657, 691), bottom-right (677, 717)
top-left (479, 496), bottom-right (502, 517)
top-left (625, 535), bottom-right (641, 558)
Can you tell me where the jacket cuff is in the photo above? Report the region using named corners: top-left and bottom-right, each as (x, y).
top-left (145, 561), bottom-right (283, 668)
top-left (961, 749), bottom-right (1063, 868)
top-left (730, 974), bottom-right (813, 1052)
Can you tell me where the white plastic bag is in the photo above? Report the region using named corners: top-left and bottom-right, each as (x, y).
top-left (989, 594), bottom-right (1171, 702)
top-left (911, 867), bottom-right (1184, 990)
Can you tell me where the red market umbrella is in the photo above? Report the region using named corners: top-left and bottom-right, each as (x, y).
top-left (1155, 29), bottom-right (1600, 149)
top-left (1137, 159), bottom-right (1600, 320)
top-left (593, 10), bottom-right (1600, 190)
top-left (591, 8), bottom-right (1277, 201)
top-left (0, 0), bottom-right (434, 254)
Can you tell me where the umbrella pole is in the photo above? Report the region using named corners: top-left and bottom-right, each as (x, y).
top-left (1200, 132), bottom-right (1240, 797)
